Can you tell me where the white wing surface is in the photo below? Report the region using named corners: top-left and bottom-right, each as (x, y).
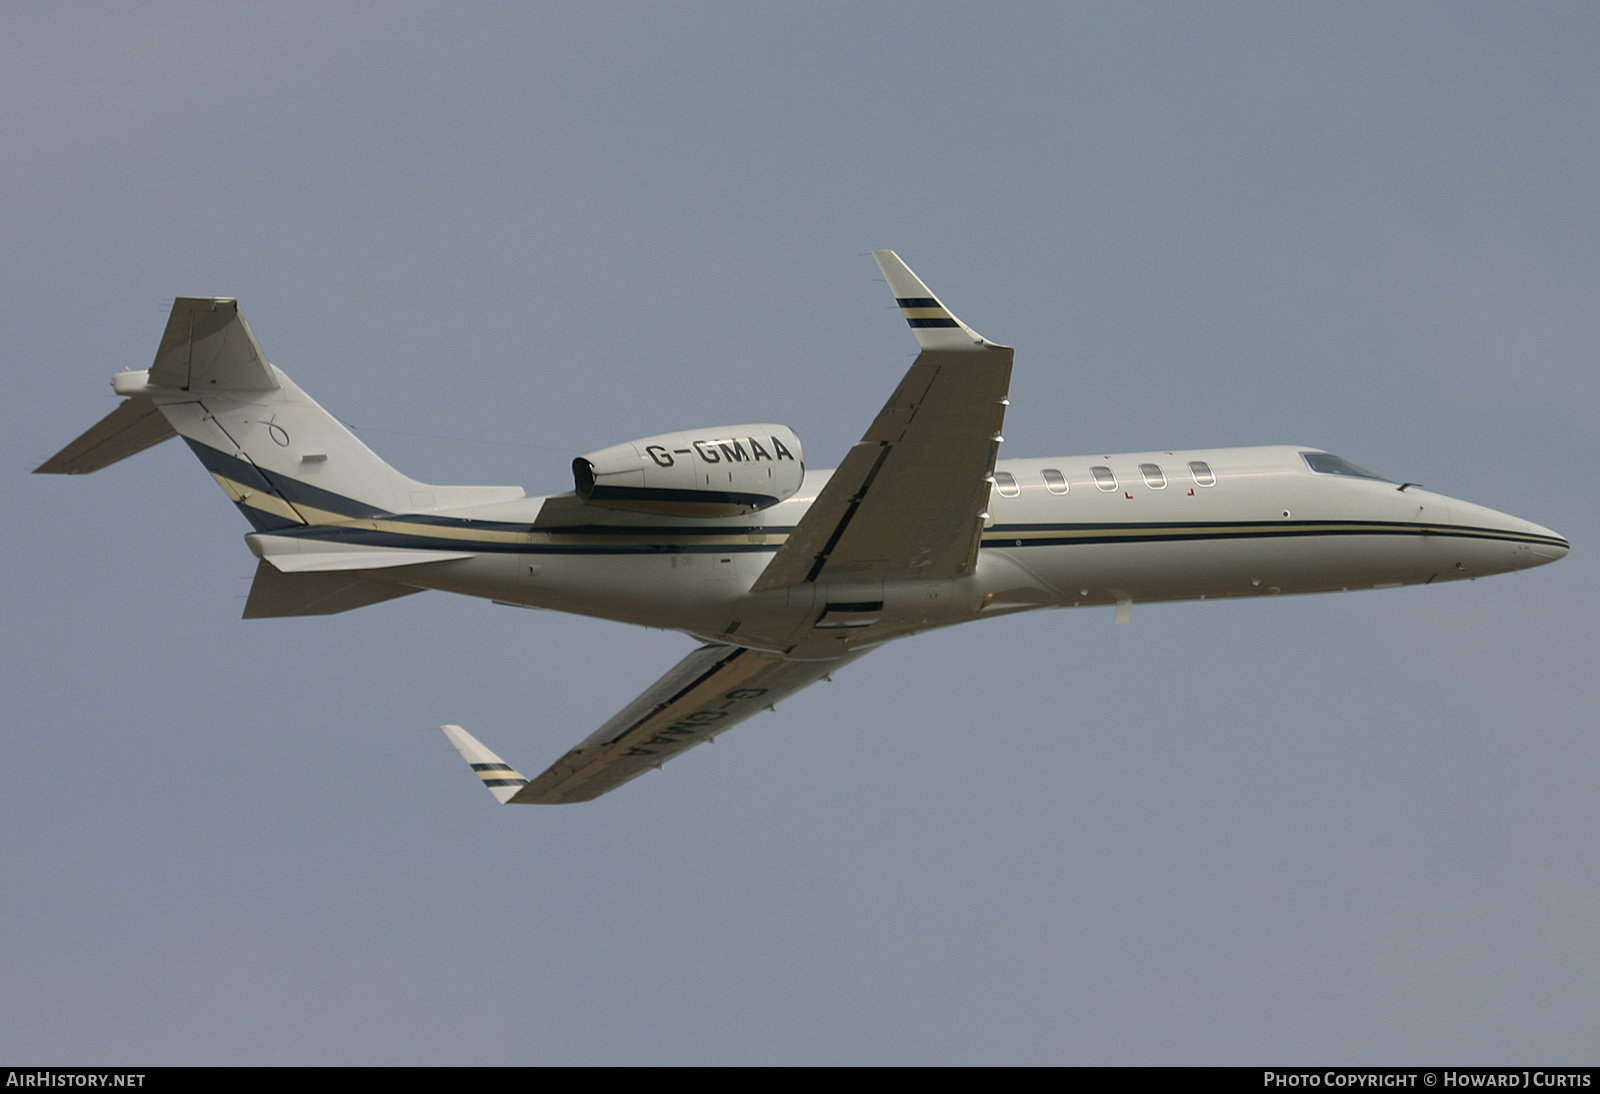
top-left (445, 643), bottom-right (863, 805)
top-left (751, 251), bottom-right (1013, 589)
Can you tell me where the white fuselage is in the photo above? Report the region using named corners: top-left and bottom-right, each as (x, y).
top-left (47, 281), bottom-right (1571, 804)
top-left (383, 445), bottom-right (1566, 659)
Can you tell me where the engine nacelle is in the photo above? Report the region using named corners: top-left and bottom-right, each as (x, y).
top-left (573, 424), bottom-right (805, 517)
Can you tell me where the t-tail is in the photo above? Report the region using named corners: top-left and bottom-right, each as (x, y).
top-left (37, 297), bottom-right (523, 616)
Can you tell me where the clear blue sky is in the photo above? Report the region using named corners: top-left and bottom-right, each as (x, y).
top-left (4, 3), bottom-right (1597, 1064)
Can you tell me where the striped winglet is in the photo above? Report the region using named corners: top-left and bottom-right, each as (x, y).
top-left (872, 250), bottom-right (992, 351)
top-left (440, 724), bottom-right (529, 804)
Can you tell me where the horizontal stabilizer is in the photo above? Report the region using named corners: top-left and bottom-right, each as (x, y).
top-left (243, 560), bottom-right (423, 618)
top-left (267, 548), bottom-right (477, 574)
top-left (35, 396), bottom-right (176, 474)
top-left (440, 724), bottom-right (529, 804)
top-left (247, 533), bottom-right (477, 573)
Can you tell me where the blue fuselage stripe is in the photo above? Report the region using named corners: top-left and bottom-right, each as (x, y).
top-left (184, 441), bottom-right (1566, 555)
top-left (267, 519), bottom-right (1565, 556)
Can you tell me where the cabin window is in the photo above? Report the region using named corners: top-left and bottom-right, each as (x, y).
top-left (1140, 463), bottom-right (1166, 489)
top-left (1189, 460), bottom-right (1216, 487)
top-left (1091, 466), bottom-right (1117, 492)
top-left (1300, 452), bottom-right (1390, 482)
top-left (993, 471), bottom-right (1020, 498)
top-left (1041, 468), bottom-right (1068, 495)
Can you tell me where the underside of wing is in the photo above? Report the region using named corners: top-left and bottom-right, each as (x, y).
top-left (752, 252), bottom-right (1013, 590)
top-left (442, 643), bottom-right (861, 804)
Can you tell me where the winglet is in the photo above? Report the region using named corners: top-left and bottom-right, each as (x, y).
top-left (440, 724), bottom-right (528, 804)
top-left (872, 250), bottom-right (994, 351)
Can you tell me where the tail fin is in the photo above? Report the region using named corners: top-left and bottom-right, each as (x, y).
top-left (40, 298), bottom-right (523, 530)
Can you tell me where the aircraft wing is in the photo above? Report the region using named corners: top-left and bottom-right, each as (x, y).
top-left (751, 251), bottom-right (1013, 590)
top-left (444, 643), bottom-right (862, 804)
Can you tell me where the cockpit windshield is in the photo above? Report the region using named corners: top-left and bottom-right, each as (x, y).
top-left (1300, 452), bottom-right (1391, 482)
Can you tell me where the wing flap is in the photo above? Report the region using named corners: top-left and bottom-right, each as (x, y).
top-left (510, 643), bottom-right (860, 804)
top-left (764, 350), bottom-right (1011, 586)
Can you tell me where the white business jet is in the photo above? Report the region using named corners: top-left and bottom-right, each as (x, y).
top-left (38, 253), bottom-right (1568, 804)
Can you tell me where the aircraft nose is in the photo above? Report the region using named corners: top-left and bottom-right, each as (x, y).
top-left (1525, 520), bottom-right (1569, 563)
top-left (1442, 497), bottom-right (1568, 572)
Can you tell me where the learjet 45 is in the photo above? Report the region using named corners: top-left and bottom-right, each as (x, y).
top-left (38, 252), bottom-right (1569, 804)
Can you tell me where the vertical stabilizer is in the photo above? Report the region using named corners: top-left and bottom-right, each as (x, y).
top-left (149, 298), bottom-right (279, 392)
top-left (40, 297), bottom-right (525, 531)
